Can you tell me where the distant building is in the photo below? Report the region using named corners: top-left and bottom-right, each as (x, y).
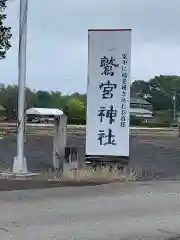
top-left (26, 107), bottom-right (64, 123)
top-left (130, 97), bottom-right (152, 110)
top-left (0, 105), bottom-right (6, 121)
top-left (130, 98), bottom-right (153, 119)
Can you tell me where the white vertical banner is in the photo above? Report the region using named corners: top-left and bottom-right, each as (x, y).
top-left (86, 29), bottom-right (131, 157)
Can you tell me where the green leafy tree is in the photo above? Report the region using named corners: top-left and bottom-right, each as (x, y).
top-left (131, 80), bottom-right (149, 98)
top-left (26, 87), bottom-right (37, 109)
top-left (0, 0), bottom-right (12, 59)
top-left (35, 91), bottom-right (51, 108)
top-left (153, 110), bottom-right (173, 123)
top-left (48, 91), bottom-right (62, 109)
top-left (131, 76), bottom-right (180, 112)
top-left (65, 98), bottom-right (86, 124)
top-left (0, 85), bottom-right (18, 120)
top-left (70, 92), bottom-right (87, 106)
top-left (148, 75), bottom-right (180, 111)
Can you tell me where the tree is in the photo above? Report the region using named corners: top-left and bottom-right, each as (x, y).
top-left (131, 80), bottom-right (150, 98)
top-left (148, 75), bottom-right (180, 111)
top-left (70, 92), bottom-right (87, 106)
top-left (0, 0), bottom-right (12, 59)
top-left (65, 98), bottom-right (86, 124)
top-left (35, 91), bottom-right (52, 108)
top-left (131, 76), bottom-right (180, 112)
top-left (26, 87), bottom-right (37, 109)
top-left (153, 110), bottom-right (173, 123)
top-left (48, 91), bottom-right (62, 109)
top-left (0, 85), bottom-right (18, 120)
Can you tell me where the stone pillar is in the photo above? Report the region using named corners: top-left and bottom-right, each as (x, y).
top-left (53, 114), bottom-right (67, 170)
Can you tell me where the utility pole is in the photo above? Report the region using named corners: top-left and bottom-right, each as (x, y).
top-left (13, 0), bottom-right (28, 173)
top-left (173, 89), bottom-right (176, 122)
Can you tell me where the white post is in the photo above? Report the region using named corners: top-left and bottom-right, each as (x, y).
top-left (13, 0), bottom-right (28, 173)
top-left (53, 117), bottom-right (59, 169)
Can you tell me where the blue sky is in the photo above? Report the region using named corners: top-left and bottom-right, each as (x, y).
top-left (1, 0), bottom-right (180, 94)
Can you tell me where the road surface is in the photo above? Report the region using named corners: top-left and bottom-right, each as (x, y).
top-left (0, 181), bottom-right (180, 239)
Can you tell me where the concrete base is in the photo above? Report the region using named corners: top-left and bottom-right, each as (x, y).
top-left (0, 172), bottom-right (40, 177)
top-left (0, 172), bottom-right (40, 180)
top-left (13, 156), bottom-right (28, 173)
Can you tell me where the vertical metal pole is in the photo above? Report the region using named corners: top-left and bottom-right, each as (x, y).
top-left (173, 91), bottom-right (176, 122)
top-left (13, 0), bottom-right (28, 173)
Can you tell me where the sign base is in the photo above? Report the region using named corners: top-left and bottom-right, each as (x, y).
top-left (85, 155), bottom-right (129, 168)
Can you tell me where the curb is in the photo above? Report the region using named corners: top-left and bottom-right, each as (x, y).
top-left (0, 178), bottom-right (122, 191)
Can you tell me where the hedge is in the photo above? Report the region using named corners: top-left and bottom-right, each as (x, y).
top-left (68, 117), bottom-right (175, 128)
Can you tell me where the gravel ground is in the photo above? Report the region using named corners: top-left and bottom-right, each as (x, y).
top-left (0, 132), bottom-right (180, 180)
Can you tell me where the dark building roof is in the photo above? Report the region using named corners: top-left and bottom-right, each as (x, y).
top-left (130, 98), bottom-right (151, 105)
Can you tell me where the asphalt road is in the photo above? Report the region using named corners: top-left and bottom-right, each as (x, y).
top-left (0, 181), bottom-right (180, 239)
top-left (0, 131), bottom-right (180, 180)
